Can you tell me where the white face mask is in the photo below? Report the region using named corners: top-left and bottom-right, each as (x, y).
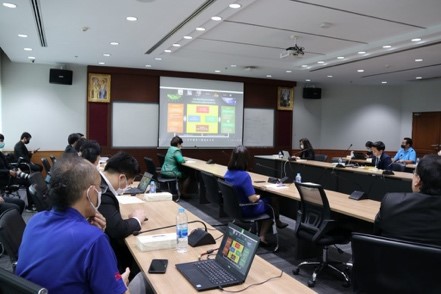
top-left (87, 186), bottom-right (102, 211)
top-left (116, 175), bottom-right (128, 195)
top-left (300, 144), bottom-right (304, 149)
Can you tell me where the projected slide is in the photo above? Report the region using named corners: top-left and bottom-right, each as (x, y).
top-left (159, 77), bottom-right (244, 148)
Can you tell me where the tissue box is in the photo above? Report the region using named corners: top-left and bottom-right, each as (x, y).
top-left (136, 233), bottom-right (176, 252)
top-left (143, 192), bottom-right (173, 201)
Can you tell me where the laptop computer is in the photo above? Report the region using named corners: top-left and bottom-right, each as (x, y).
top-left (176, 222), bottom-right (260, 291)
top-left (352, 152), bottom-right (366, 160)
top-left (123, 172), bottom-right (153, 195)
top-left (281, 150), bottom-right (290, 160)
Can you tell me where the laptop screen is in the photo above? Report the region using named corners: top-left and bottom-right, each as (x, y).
top-left (215, 223), bottom-right (259, 279)
top-left (138, 172), bottom-right (153, 192)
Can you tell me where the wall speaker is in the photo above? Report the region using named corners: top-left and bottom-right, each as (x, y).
top-left (49, 69), bottom-right (73, 85)
top-left (303, 87), bottom-right (321, 99)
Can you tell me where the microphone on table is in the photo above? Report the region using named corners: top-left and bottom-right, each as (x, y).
top-left (382, 160), bottom-right (395, 176)
top-left (336, 144), bottom-right (352, 168)
top-left (132, 220), bottom-right (215, 247)
top-left (255, 163), bottom-right (289, 184)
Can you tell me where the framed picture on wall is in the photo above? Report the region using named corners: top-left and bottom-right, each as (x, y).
top-left (88, 73), bottom-right (111, 103)
top-left (277, 87), bottom-right (294, 111)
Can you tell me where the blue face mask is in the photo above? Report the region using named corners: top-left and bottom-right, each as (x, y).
top-left (0, 142), bottom-right (5, 149)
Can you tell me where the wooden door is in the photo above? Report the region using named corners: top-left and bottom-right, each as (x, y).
top-left (412, 112), bottom-right (441, 155)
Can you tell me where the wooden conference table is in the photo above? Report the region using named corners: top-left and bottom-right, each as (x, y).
top-left (254, 155), bottom-right (413, 201)
top-left (183, 157), bottom-right (380, 223)
top-left (121, 199), bottom-right (315, 293)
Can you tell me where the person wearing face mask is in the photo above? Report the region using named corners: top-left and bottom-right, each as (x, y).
top-left (393, 137), bottom-right (417, 164)
top-left (16, 155), bottom-right (148, 294)
top-left (99, 151), bottom-right (147, 280)
top-left (294, 138), bottom-right (315, 160)
top-left (371, 141), bottom-right (393, 170)
top-left (13, 131), bottom-right (43, 172)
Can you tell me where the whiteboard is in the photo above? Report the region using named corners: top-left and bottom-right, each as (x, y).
top-left (243, 108), bottom-right (274, 147)
top-left (112, 102), bottom-right (158, 147)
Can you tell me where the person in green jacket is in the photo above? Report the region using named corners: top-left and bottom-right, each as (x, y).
top-left (161, 136), bottom-right (191, 197)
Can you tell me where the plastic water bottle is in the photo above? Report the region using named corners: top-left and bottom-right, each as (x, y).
top-left (176, 207), bottom-right (188, 253)
top-left (150, 181), bottom-right (156, 193)
top-left (295, 173), bottom-right (302, 183)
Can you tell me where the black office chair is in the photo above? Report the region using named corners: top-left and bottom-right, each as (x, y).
top-left (0, 267), bottom-right (48, 294)
top-left (351, 233), bottom-right (441, 293)
top-left (391, 162), bottom-right (406, 172)
top-left (0, 208), bottom-right (26, 273)
top-left (314, 154), bottom-right (328, 162)
top-left (200, 171), bottom-right (225, 218)
top-left (40, 157), bottom-right (51, 175)
top-left (28, 173), bottom-right (51, 212)
top-left (217, 179), bottom-right (278, 251)
top-left (292, 182), bottom-right (351, 288)
top-left (144, 157), bottom-right (180, 201)
top-left (0, 175), bottom-right (21, 199)
top-left (157, 153), bottom-right (166, 168)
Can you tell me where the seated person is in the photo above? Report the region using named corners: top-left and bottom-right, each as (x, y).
top-left (371, 141), bottom-right (392, 170)
top-left (365, 140), bottom-right (373, 158)
top-left (80, 139), bottom-right (101, 166)
top-left (16, 155), bottom-right (147, 293)
top-left (224, 146), bottom-right (287, 246)
top-left (13, 132), bottom-right (42, 172)
top-left (99, 151), bottom-right (147, 279)
top-left (374, 155), bottom-right (441, 246)
top-left (0, 133), bottom-right (26, 214)
top-left (393, 137), bottom-right (417, 164)
top-left (161, 135), bottom-right (193, 196)
top-left (294, 138), bottom-right (315, 160)
top-left (63, 133), bottom-right (81, 155)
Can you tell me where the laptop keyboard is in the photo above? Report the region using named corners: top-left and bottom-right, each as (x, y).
top-left (196, 260), bottom-right (236, 285)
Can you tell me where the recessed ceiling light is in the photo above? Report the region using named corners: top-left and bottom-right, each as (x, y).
top-left (195, 27), bottom-right (206, 32)
top-left (317, 61), bottom-right (325, 64)
top-left (172, 43), bottom-right (181, 47)
top-left (3, 3), bottom-right (17, 8)
top-left (266, 75), bottom-right (272, 78)
top-left (357, 69), bottom-right (364, 73)
top-left (164, 49), bottom-right (172, 53)
top-left (411, 38), bottom-right (421, 42)
top-left (305, 79), bottom-right (311, 82)
top-left (286, 70), bottom-right (292, 73)
top-left (327, 75), bottom-right (333, 78)
top-left (183, 35), bottom-right (192, 40)
top-left (103, 53), bottom-right (111, 57)
top-left (301, 65), bottom-right (308, 68)
top-left (381, 81), bottom-right (387, 84)
top-left (337, 56), bottom-right (344, 60)
top-left (110, 42), bottom-right (119, 45)
top-left (211, 16), bottom-right (222, 21)
top-left (145, 64), bottom-right (152, 68)
top-left (229, 3), bottom-right (241, 9)
top-left (230, 64), bottom-right (237, 67)
top-left (214, 70), bottom-right (221, 73)
top-left (126, 16), bottom-right (138, 21)
top-left (98, 62), bottom-right (105, 65)
top-left (415, 58), bottom-right (423, 62)
top-left (358, 51), bottom-right (366, 54)
top-left (24, 48), bottom-right (32, 51)
top-left (416, 76), bottom-right (422, 80)
top-left (18, 34), bottom-right (28, 38)
top-left (382, 45), bottom-right (392, 49)
top-left (155, 57), bottom-right (162, 61)
top-left (27, 56), bottom-right (35, 60)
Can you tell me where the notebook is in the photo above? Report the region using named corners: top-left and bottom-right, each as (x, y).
top-left (176, 223), bottom-right (259, 291)
top-left (123, 172), bottom-right (153, 195)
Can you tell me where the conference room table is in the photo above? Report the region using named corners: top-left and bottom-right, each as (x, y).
top-left (182, 157), bottom-right (380, 224)
top-left (120, 198), bottom-right (315, 293)
top-left (253, 155), bottom-right (413, 201)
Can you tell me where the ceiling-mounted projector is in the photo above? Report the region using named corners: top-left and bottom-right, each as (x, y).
top-left (280, 43), bottom-right (305, 58)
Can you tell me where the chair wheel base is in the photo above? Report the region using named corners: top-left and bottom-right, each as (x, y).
top-left (307, 280), bottom-right (315, 287)
top-left (292, 268), bottom-right (300, 275)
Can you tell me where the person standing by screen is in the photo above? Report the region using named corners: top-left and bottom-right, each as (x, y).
top-left (393, 137), bottom-right (417, 164)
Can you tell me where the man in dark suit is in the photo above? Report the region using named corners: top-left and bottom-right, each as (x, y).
top-left (13, 132), bottom-right (42, 172)
top-left (371, 141), bottom-right (392, 170)
top-left (98, 151), bottom-right (147, 279)
top-left (63, 133), bottom-right (81, 155)
top-left (374, 154), bottom-right (441, 246)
